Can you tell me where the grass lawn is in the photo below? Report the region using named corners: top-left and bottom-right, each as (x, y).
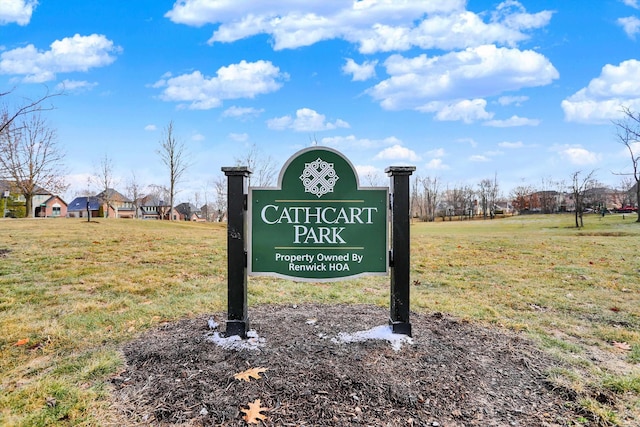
top-left (0, 214), bottom-right (638, 426)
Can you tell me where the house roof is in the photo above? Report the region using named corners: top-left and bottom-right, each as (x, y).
top-left (0, 179), bottom-right (51, 195)
top-left (43, 195), bottom-right (68, 206)
top-left (138, 194), bottom-right (170, 207)
top-left (175, 202), bottom-right (200, 215)
top-left (96, 188), bottom-right (131, 202)
top-left (67, 196), bottom-right (101, 211)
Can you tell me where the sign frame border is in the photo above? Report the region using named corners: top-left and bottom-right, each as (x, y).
top-left (247, 146), bottom-right (389, 283)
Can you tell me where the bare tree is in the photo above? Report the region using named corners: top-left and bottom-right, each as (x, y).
top-left (362, 170), bottom-right (383, 187)
top-left (445, 183), bottom-right (474, 219)
top-left (614, 176), bottom-right (636, 209)
top-left (147, 184), bottom-right (171, 219)
top-left (0, 88), bottom-right (59, 136)
top-left (613, 106), bottom-right (640, 222)
top-left (489, 173), bottom-right (500, 217)
top-left (0, 112), bottom-right (67, 217)
top-left (510, 184), bottom-right (535, 213)
top-left (126, 171), bottom-right (144, 219)
top-left (93, 153), bottom-right (117, 218)
top-left (235, 144), bottom-right (277, 187)
top-left (209, 175), bottom-right (227, 222)
top-left (157, 121), bottom-right (190, 220)
top-left (478, 178), bottom-right (492, 218)
top-left (421, 176), bottom-right (440, 222)
top-left (570, 170), bottom-right (597, 228)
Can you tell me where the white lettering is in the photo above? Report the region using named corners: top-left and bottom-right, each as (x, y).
top-left (260, 205), bottom-right (379, 225)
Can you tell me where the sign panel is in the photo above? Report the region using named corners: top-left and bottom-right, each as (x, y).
top-left (249, 147), bottom-right (388, 281)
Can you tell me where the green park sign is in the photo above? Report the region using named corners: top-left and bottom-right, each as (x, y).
top-left (249, 147), bottom-right (388, 281)
top-left (223, 146), bottom-right (414, 338)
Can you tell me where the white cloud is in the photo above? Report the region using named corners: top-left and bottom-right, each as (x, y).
top-left (456, 137), bottom-right (478, 148)
top-left (498, 141), bottom-right (524, 148)
top-left (222, 106), bottom-right (264, 119)
top-left (618, 16), bottom-right (640, 39)
top-left (426, 148), bottom-right (446, 157)
top-left (485, 150), bottom-right (504, 157)
top-left (426, 99), bottom-right (494, 123)
top-left (497, 95), bottom-right (529, 106)
top-left (469, 155), bottom-right (490, 162)
top-left (369, 45), bottom-right (558, 115)
top-left (562, 59), bottom-right (640, 124)
top-left (144, 124), bottom-right (157, 131)
top-left (266, 108), bottom-right (350, 131)
top-left (165, 1), bottom-right (552, 54)
top-left (342, 58), bottom-right (377, 81)
top-left (0, 33), bottom-right (121, 82)
top-left (622, 0), bottom-right (639, 9)
top-left (492, 0), bottom-right (553, 30)
top-left (374, 144), bottom-right (420, 162)
top-left (154, 60), bottom-right (287, 110)
top-left (354, 165), bottom-right (385, 186)
top-left (265, 115), bottom-right (293, 130)
top-left (229, 132), bottom-right (249, 142)
top-left (191, 133), bottom-right (205, 141)
top-left (0, 0), bottom-right (37, 26)
top-left (556, 145), bottom-right (600, 165)
top-left (483, 115), bottom-right (540, 127)
top-left (425, 158), bottom-right (449, 170)
top-left (55, 79), bottom-right (98, 93)
top-left (320, 134), bottom-right (400, 150)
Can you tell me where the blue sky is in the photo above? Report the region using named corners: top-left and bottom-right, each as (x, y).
top-left (2, 0), bottom-right (640, 203)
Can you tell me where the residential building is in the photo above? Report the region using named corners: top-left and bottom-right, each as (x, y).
top-left (36, 196), bottom-right (68, 217)
top-left (175, 202), bottom-right (205, 221)
top-left (67, 196), bottom-right (102, 219)
top-left (95, 188), bottom-right (135, 218)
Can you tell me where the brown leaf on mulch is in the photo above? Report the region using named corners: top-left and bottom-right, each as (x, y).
top-left (241, 399), bottom-right (268, 424)
top-left (234, 367), bottom-right (268, 382)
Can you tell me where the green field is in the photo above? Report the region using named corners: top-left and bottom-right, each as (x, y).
top-left (0, 215), bottom-right (638, 426)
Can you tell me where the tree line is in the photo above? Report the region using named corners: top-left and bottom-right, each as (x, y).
top-left (2, 88), bottom-right (640, 225)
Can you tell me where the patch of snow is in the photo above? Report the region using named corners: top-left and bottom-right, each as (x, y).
top-left (331, 325), bottom-right (413, 351)
top-left (205, 330), bottom-right (266, 351)
top-left (204, 319), bottom-right (265, 351)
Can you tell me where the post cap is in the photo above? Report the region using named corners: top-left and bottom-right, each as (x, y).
top-left (221, 166), bottom-right (252, 176)
top-left (385, 166), bottom-right (416, 176)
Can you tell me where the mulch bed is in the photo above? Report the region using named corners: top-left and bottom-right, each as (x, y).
top-left (110, 304), bottom-right (583, 426)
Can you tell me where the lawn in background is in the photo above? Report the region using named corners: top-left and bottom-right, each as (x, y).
top-left (0, 214), bottom-right (638, 425)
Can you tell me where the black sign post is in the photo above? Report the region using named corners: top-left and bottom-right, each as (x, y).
top-left (386, 166), bottom-right (416, 336)
top-left (222, 149), bottom-right (415, 339)
top-left (222, 166), bottom-right (251, 338)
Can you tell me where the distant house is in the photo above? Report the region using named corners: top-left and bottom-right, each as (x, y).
top-left (0, 179), bottom-right (65, 218)
top-left (137, 195), bottom-right (175, 220)
top-left (95, 188), bottom-right (135, 218)
top-left (175, 202), bottom-right (205, 221)
top-left (201, 204), bottom-right (226, 222)
top-left (67, 196), bottom-right (102, 219)
top-left (37, 196), bottom-right (68, 218)
top-left (529, 190), bottom-right (565, 213)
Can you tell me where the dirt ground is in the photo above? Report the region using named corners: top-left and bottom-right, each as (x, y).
top-left (110, 304), bottom-right (586, 426)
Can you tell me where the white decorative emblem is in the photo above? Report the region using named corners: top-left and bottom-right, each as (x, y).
top-left (299, 157), bottom-right (339, 198)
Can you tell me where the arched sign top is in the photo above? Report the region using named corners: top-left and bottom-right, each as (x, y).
top-left (271, 146), bottom-right (361, 197)
top-left (248, 146), bottom-right (388, 282)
